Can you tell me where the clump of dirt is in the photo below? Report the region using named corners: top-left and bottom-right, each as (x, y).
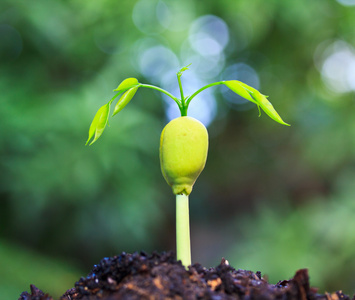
top-left (19, 251), bottom-right (354, 300)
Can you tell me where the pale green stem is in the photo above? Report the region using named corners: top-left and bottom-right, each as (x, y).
top-left (186, 81), bottom-right (226, 106)
top-left (176, 193), bottom-right (191, 267)
top-left (177, 73), bottom-right (185, 106)
top-left (139, 83), bottom-right (182, 109)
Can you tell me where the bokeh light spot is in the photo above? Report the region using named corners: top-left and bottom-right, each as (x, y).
top-left (156, 1), bottom-right (172, 30)
top-left (132, 0), bottom-right (164, 34)
top-left (180, 42), bottom-right (225, 80)
top-left (336, 0), bottom-right (355, 6)
top-left (320, 41), bottom-right (355, 94)
top-left (138, 45), bottom-right (179, 82)
top-left (189, 15), bottom-right (229, 58)
top-left (156, 0), bottom-right (194, 32)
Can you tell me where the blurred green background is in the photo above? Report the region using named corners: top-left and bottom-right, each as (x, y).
top-left (1, 0), bottom-right (355, 298)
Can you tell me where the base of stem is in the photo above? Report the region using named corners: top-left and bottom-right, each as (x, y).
top-left (176, 194), bottom-right (191, 267)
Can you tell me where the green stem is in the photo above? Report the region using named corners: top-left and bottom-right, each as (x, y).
top-left (177, 73), bottom-right (185, 107)
top-left (177, 76), bottom-right (187, 116)
top-left (176, 193), bottom-right (191, 267)
top-left (108, 90), bottom-right (125, 105)
top-left (139, 83), bottom-right (182, 109)
top-left (186, 81), bottom-right (226, 106)
top-left (180, 105), bottom-right (188, 117)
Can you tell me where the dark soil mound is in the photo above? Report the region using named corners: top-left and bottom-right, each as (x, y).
top-left (19, 251), bottom-right (354, 300)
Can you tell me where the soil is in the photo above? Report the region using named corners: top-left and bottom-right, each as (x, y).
top-left (19, 251), bottom-right (354, 300)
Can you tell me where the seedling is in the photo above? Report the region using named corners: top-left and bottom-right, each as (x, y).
top-left (86, 65), bottom-right (289, 267)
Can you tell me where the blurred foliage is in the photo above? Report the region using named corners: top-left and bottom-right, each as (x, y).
top-left (0, 239), bottom-right (81, 299)
top-left (1, 0), bottom-right (355, 298)
top-left (228, 171), bottom-right (355, 294)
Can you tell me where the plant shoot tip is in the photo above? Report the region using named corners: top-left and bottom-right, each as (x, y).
top-left (177, 63), bottom-right (192, 77)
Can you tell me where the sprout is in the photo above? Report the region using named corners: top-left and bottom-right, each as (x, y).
top-left (86, 65), bottom-right (289, 267)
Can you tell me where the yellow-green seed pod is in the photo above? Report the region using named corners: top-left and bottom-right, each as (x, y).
top-left (159, 116), bottom-right (208, 195)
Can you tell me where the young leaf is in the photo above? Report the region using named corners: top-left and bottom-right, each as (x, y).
top-left (112, 86), bottom-right (139, 116)
top-left (113, 78), bottom-right (139, 92)
top-left (85, 103), bottom-right (110, 145)
top-left (224, 80), bottom-right (290, 126)
top-left (224, 80), bottom-right (257, 105)
top-left (250, 90), bottom-right (290, 126)
top-left (177, 64), bottom-right (192, 78)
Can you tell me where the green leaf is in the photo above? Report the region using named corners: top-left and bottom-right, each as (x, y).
top-left (251, 91), bottom-right (288, 125)
top-left (113, 78), bottom-right (139, 92)
top-left (112, 86), bottom-right (139, 116)
top-left (85, 103), bottom-right (110, 145)
top-left (224, 80), bottom-right (290, 126)
top-left (224, 80), bottom-right (257, 104)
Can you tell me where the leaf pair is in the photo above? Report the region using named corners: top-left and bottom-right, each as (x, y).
top-left (224, 80), bottom-right (290, 126)
top-left (86, 78), bottom-right (140, 145)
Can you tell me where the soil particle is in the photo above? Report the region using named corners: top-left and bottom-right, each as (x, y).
top-left (19, 251), bottom-right (354, 300)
